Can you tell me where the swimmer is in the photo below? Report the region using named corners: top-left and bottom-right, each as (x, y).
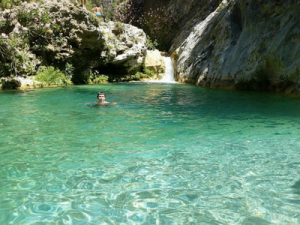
top-left (97, 91), bottom-right (110, 105)
top-left (84, 91), bottom-right (116, 106)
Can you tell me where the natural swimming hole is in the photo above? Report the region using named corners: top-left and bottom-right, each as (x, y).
top-left (1, 82), bottom-right (300, 224)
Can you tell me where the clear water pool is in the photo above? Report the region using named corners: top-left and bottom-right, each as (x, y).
top-left (1, 83), bottom-right (300, 224)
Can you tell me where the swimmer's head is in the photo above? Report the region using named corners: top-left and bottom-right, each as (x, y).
top-left (97, 92), bottom-right (106, 102)
top-left (97, 91), bottom-right (105, 97)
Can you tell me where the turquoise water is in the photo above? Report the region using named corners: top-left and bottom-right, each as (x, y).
top-left (1, 83), bottom-right (300, 224)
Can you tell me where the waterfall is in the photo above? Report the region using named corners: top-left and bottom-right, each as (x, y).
top-left (144, 56), bottom-right (177, 83)
top-left (160, 56), bottom-right (176, 83)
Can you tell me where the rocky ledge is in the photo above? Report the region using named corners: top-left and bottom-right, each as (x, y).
top-left (0, 0), bottom-right (147, 85)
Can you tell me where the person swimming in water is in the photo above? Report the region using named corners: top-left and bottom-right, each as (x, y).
top-left (84, 91), bottom-right (116, 106)
top-left (97, 91), bottom-right (110, 105)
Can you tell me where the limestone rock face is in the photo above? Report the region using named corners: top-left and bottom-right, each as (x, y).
top-left (0, 0), bottom-right (147, 84)
top-left (43, 1), bottom-right (147, 82)
top-left (170, 0), bottom-right (300, 95)
top-left (145, 50), bottom-right (165, 73)
top-left (100, 21), bottom-right (147, 72)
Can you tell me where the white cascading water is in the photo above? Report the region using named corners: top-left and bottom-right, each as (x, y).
top-left (160, 56), bottom-right (176, 83)
top-left (147, 56), bottom-right (176, 83)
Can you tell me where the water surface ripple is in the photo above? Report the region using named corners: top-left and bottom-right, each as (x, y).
top-left (1, 83), bottom-right (300, 224)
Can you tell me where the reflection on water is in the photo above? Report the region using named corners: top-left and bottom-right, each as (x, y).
top-left (1, 83), bottom-right (300, 224)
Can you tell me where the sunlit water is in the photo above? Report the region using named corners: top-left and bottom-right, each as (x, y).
top-left (1, 83), bottom-right (300, 224)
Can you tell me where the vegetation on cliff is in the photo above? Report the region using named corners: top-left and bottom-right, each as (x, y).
top-left (0, 0), bottom-right (151, 89)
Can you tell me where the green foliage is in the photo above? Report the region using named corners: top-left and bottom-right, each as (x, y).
top-left (17, 2), bottom-right (59, 32)
top-left (68, 0), bottom-right (103, 11)
top-left (86, 0), bottom-right (102, 11)
top-left (0, 1), bottom-right (62, 56)
top-left (0, 35), bottom-right (35, 76)
top-left (123, 65), bottom-right (155, 82)
top-left (0, 15), bottom-right (9, 34)
top-left (131, 68), bottom-right (154, 80)
top-left (134, 71), bottom-right (142, 79)
top-left (64, 62), bottom-right (74, 80)
top-left (115, 21), bottom-right (125, 32)
top-left (88, 70), bottom-right (108, 84)
top-left (107, 0), bottom-right (126, 22)
top-left (144, 67), bottom-right (154, 78)
top-left (108, 66), bottom-right (155, 82)
top-left (140, 62), bottom-right (154, 78)
top-left (1, 0), bottom-right (11, 9)
top-left (17, 3), bottom-right (39, 26)
top-left (0, 1), bottom-right (64, 78)
top-left (0, 0), bottom-right (41, 9)
top-left (35, 66), bottom-right (72, 86)
top-left (88, 11), bottom-right (102, 26)
top-left (103, 58), bottom-right (110, 64)
top-left (145, 35), bottom-right (158, 50)
top-left (94, 75), bottom-right (108, 84)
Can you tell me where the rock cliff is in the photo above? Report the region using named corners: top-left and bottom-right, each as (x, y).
top-left (3, 0), bottom-right (300, 95)
top-left (168, 0), bottom-right (300, 95)
top-left (0, 0), bottom-right (147, 84)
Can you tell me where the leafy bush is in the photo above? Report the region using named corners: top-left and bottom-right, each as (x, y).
top-left (0, 15), bottom-right (9, 34)
top-left (103, 0), bottom-right (117, 21)
top-left (17, 2), bottom-right (39, 26)
top-left (144, 67), bottom-right (154, 78)
top-left (129, 67), bottom-right (154, 81)
top-left (115, 21), bottom-right (125, 32)
top-left (145, 35), bottom-right (158, 50)
top-left (1, 0), bottom-right (12, 9)
top-left (35, 66), bottom-right (72, 86)
top-left (0, 1), bottom-right (62, 77)
top-left (16, 2), bottom-right (60, 33)
top-left (93, 75), bottom-right (108, 84)
top-left (1, 0), bottom-right (45, 9)
top-left (0, 33), bottom-right (36, 77)
top-left (88, 70), bottom-right (108, 84)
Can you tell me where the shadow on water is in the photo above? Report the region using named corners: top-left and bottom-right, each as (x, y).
top-left (241, 217), bottom-right (272, 225)
top-left (291, 180), bottom-right (300, 195)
